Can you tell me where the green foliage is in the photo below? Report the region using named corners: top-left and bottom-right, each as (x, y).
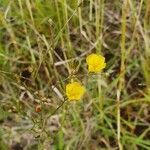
top-left (0, 129), bottom-right (8, 150)
top-left (0, 108), bottom-right (10, 121)
top-left (0, 0), bottom-right (150, 149)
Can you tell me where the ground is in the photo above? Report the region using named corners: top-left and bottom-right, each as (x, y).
top-left (0, 0), bottom-right (150, 150)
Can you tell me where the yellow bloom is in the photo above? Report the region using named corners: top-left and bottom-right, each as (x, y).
top-left (86, 53), bottom-right (106, 73)
top-left (66, 82), bottom-right (85, 100)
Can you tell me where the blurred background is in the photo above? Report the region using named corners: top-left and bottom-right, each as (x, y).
top-left (0, 0), bottom-right (150, 149)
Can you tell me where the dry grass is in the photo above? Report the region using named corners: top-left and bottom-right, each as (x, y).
top-left (0, 0), bottom-right (150, 149)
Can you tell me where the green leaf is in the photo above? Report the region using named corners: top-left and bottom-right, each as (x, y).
top-left (0, 108), bottom-right (10, 121)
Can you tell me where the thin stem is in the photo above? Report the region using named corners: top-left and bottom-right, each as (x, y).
top-left (48, 99), bottom-right (67, 117)
top-left (89, 0), bottom-right (93, 21)
top-left (98, 74), bottom-right (104, 123)
top-left (78, 0), bottom-right (83, 31)
top-left (117, 90), bottom-right (122, 150)
top-left (117, 0), bottom-right (128, 149)
top-left (41, 99), bottom-right (67, 132)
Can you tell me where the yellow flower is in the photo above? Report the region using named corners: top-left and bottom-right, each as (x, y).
top-left (66, 82), bottom-right (85, 100)
top-left (86, 53), bottom-right (106, 73)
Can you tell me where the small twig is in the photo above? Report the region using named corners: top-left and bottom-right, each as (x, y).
top-left (117, 90), bottom-right (122, 150)
top-left (41, 99), bottom-right (67, 132)
top-left (49, 99), bottom-right (67, 117)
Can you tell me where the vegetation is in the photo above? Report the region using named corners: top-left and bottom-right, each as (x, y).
top-left (0, 0), bottom-right (150, 149)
